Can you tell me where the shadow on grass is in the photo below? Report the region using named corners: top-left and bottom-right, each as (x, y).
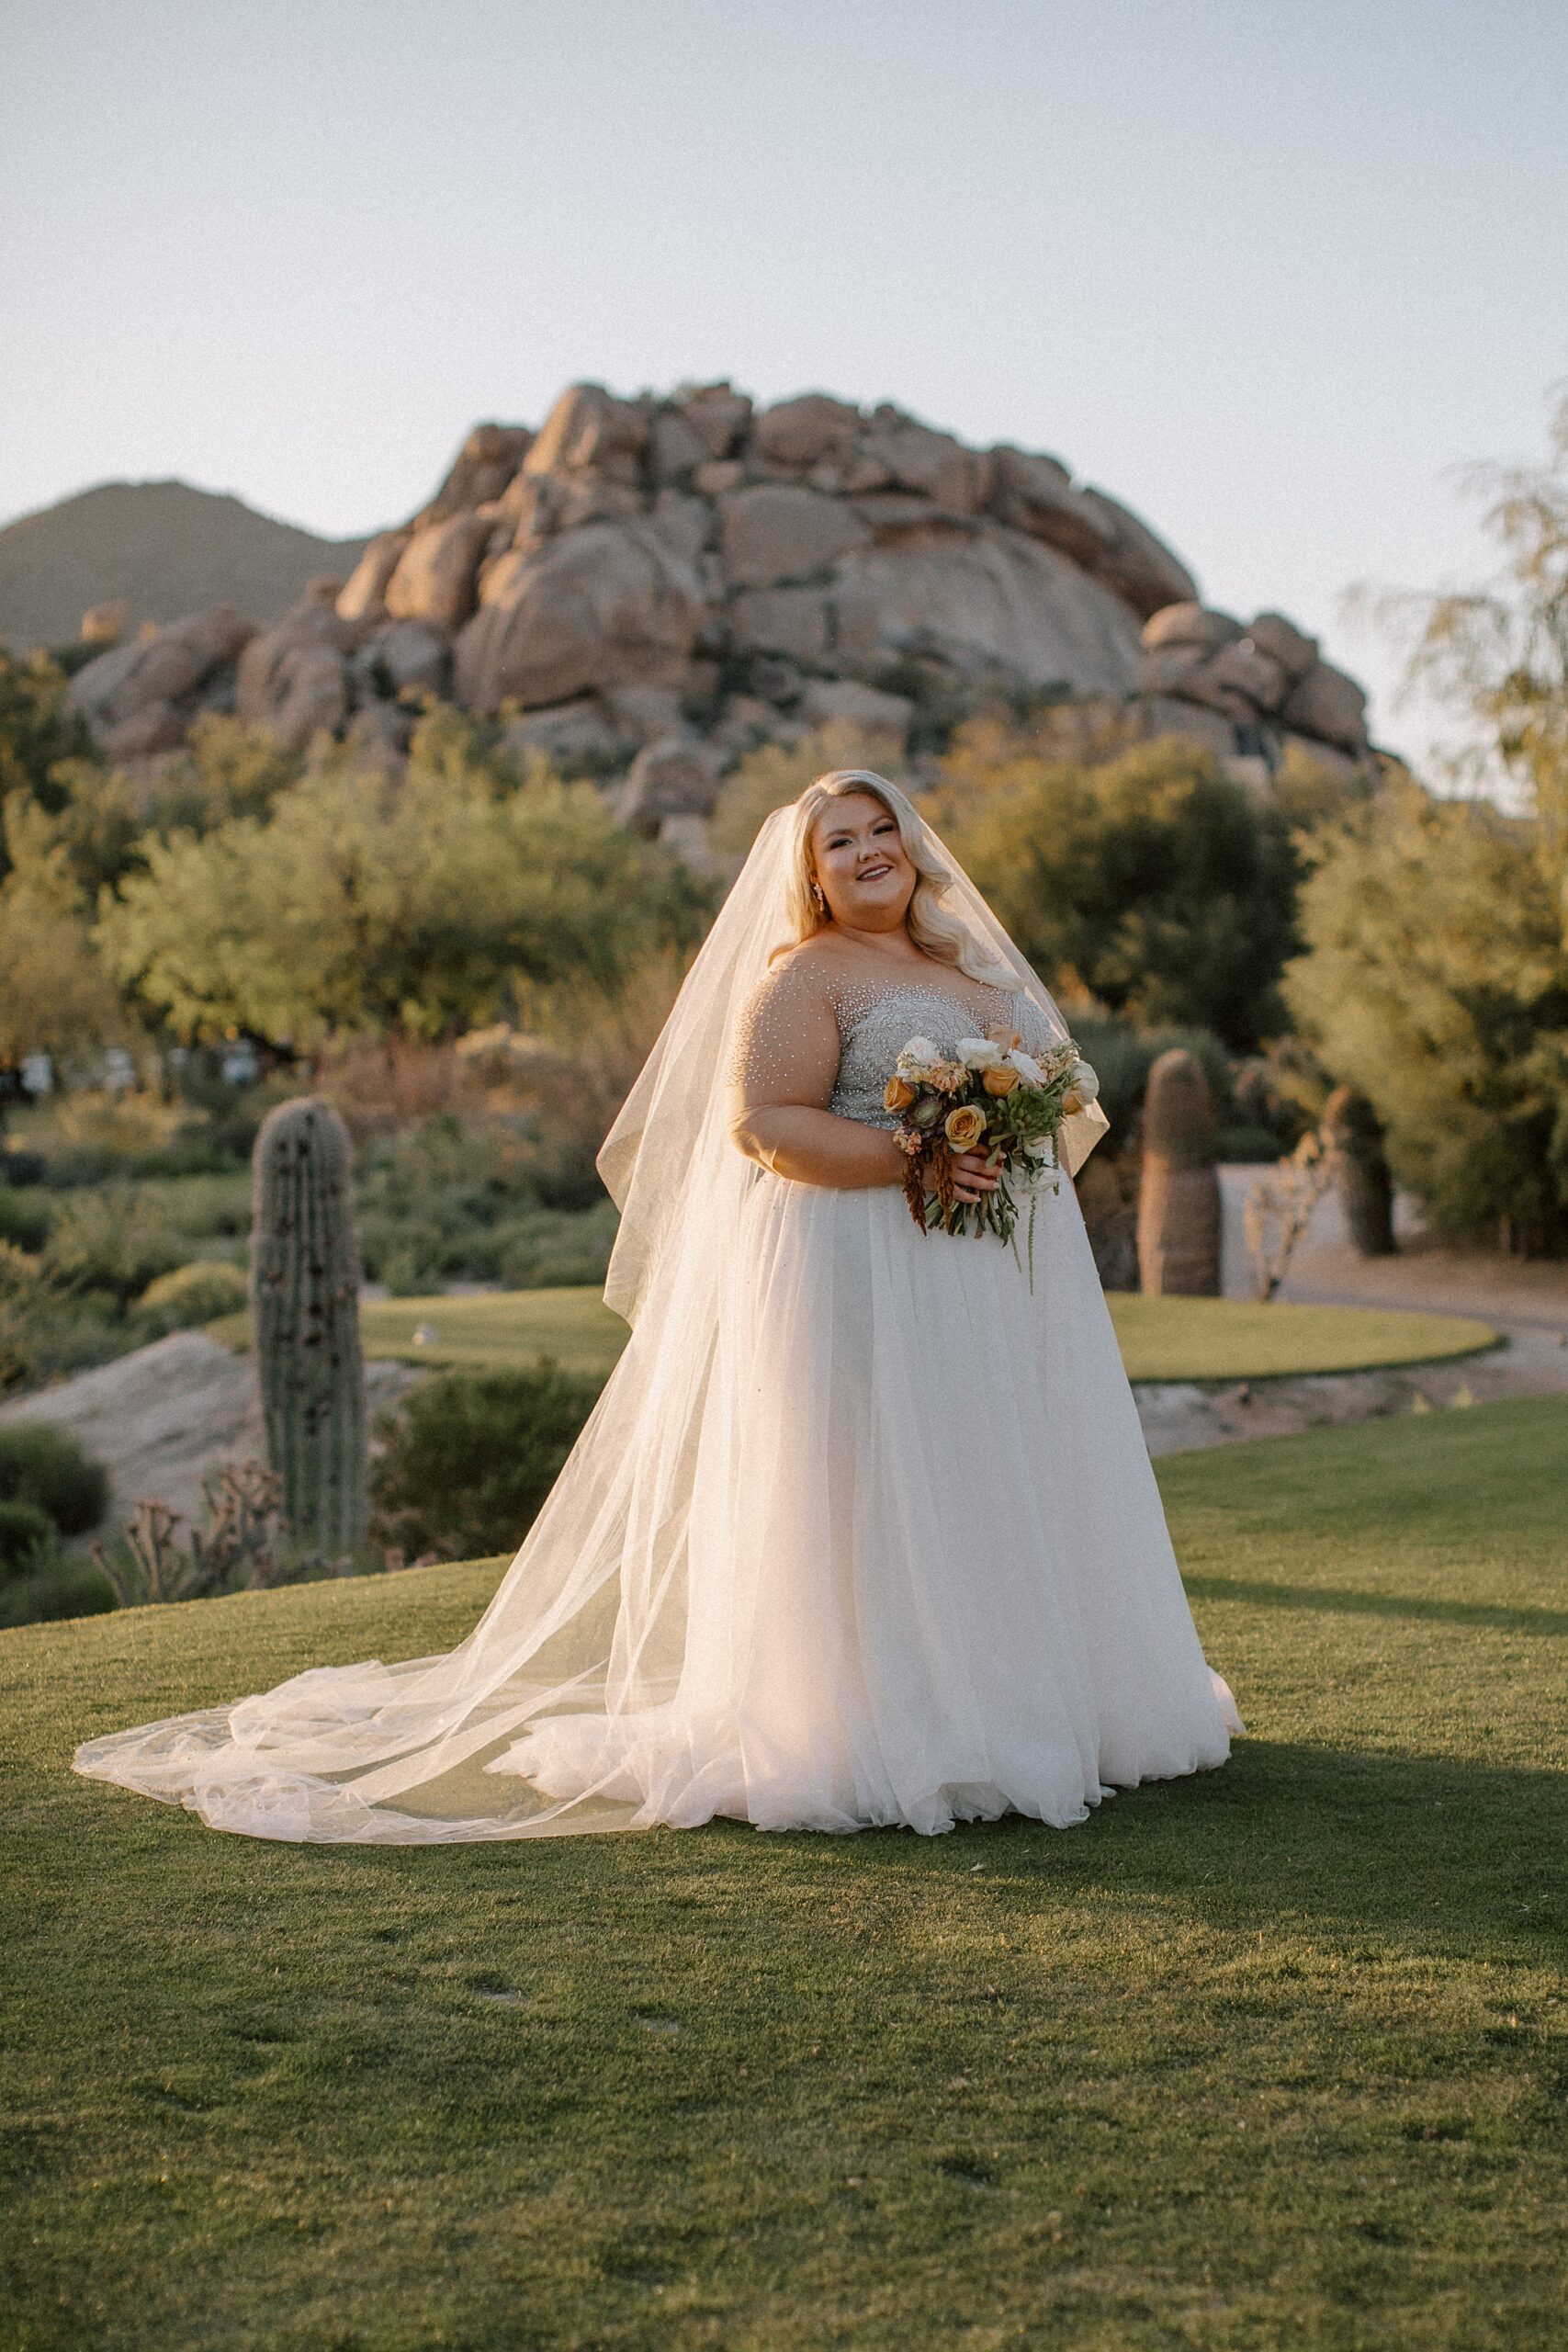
top-left (700, 1737), bottom-right (1568, 1964)
top-left (1184, 1572), bottom-right (1568, 1639)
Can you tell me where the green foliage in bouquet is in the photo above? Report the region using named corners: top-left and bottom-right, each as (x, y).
top-left (887, 1032), bottom-right (1100, 1286)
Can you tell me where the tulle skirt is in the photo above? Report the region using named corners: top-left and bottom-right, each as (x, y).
top-left (73, 1167), bottom-right (1240, 1842)
top-left (502, 1168), bottom-right (1242, 1836)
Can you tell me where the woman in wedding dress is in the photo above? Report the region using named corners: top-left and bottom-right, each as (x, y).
top-left (74, 768), bottom-right (1241, 1843)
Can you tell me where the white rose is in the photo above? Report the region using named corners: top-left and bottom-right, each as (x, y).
top-left (1067, 1059), bottom-right (1100, 1103)
top-left (1007, 1048), bottom-right (1047, 1085)
top-left (896, 1035), bottom-right (943, 1079)
top-left (1024, 1136), bottom-right (1055, 1158)
top-left (954, 1036), bottom-right (1007, 1070)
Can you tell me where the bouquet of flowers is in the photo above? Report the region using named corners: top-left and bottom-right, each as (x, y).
top-left (884, 1026), bottom-right (1100, 1284)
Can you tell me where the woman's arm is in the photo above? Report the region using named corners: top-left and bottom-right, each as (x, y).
top-left (726, 963), bottom-right (905, 1190)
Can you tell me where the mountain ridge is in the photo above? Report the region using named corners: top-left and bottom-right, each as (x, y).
top-left (0, 479), bottom-right (371, 651)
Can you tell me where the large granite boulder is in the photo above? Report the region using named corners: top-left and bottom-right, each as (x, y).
top-left (829, 528), bottom-right (1142, 694)
top-left (235, 594), bottom-right (354, 751)
top-left (719, 484), bottom-right (871, 589)
top-left (454, 520), bottom-right (705, 710)
top-left (52, 376), bottom-right (1378, 791)
top-left (69, 603), bottom-right (256, 756)
top-left (384, 510), bottom-right (492, 631)
top-left (1135, 602), bottom-right (1369, 753)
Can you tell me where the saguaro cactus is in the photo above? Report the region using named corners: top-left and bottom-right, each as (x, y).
top-left (1137, 1048), bottom-right (1222, 1295)
top-left (250, 1097), bottom-right (367, 1555)
top-left (1323, 1084), bottom-right (1395, 1257)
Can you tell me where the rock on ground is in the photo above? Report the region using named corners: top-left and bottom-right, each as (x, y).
top-left (0, 1332), bottom-right (422, 1535)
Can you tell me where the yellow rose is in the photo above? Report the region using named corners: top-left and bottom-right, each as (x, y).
top-left (884, 1074), bottom-right (917, 1113)
top-left (943, 1103), bottom-right (987, 1151)
top-left (981, 1065), bottom-right (1020, 1097)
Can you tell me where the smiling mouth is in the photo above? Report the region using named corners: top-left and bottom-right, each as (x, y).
top-left (857, 862), bottom-right (894, 880)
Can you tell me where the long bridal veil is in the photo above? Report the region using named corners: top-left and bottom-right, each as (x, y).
top-left (73, 781), bottom-right (1111, 1842)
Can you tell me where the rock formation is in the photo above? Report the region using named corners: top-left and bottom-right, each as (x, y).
top-left (62, 380), bottom-right (1380, 831)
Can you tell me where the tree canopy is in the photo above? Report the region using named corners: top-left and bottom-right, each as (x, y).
top-left (99, 745), bottom-right (712, 1048)
top-left (1284, 778), bottom-right (1568, 1250)
top-left (934, 734), bottom-right (1306, 1050)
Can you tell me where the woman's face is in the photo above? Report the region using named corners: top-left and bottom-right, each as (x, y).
top-left (808, 792), bottom-right (917, 933)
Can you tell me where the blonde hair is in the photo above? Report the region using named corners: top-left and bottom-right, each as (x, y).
top-left (770, 769), bottom-right (1006, 982)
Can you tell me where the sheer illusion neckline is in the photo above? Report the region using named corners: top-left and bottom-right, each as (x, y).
top-left (833, 972), bottom-right (1017, 1046)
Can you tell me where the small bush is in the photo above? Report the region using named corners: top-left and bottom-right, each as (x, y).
top-left (0, 1497), bottom-right (53, 1577)
top-left (0, 1419), bottom-right (110, 1533)
top-left (370, 1359), bottom-right (604, 1563)
top-left (0, 1553), bottom-right (116, 1629)
top-left (1070, 1016), bottom-right (1235, 1143)
top-left (137, 1259), bottom-right (250, 1329)
top-left (0, 1190), bottom-right (51, 1251)
top-left (1214, 1124), bottom-right (1287, 1164)
top-left (39, 1186), bottom-right (188, 1302)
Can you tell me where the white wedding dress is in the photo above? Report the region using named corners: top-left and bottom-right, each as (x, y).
top-left (74, 797), bottom-right (1240, 1843)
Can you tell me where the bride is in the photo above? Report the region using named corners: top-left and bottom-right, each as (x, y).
top-left (74, 767), bottom-right (1241, 1842)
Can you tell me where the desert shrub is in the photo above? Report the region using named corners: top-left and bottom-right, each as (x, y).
top-left (1213, 1124), bottom-right (1287, 1164)
top-left (469, 944), bottom-right (694, 1212)
top-left (1285, 778), bottom-right (1568, 1250)
top-left (370, 1360), bottom-right (604, 1563)
top-left (0, 1190), bottom-right (51, 1251)
top-left (0, 1418), bottom-right (109, 1533)
top-left (0, 1268), bottom-right (125, 1397)
top-left (100, 734), bottom-right (712, 1047)
top-left (0, 647), bottom-right (96, 843)
top-left (137, 1259), bottom-right (249, 1330)
top-left (1068, 1015), bottom-right (1235, 1143)
top-left (498, 1200), bottom-right (617, 1290)
top-left (0, 1553), bottom-right (115, 1629)
top-left (39, 1186), bottom-right (189, 1302)
top-left (0, 1497), bottom-right (53, 1577)
top-left (10, 1091), bottom-right (194, 1185)
top-left (91, 1464), bottom-right (293, 1606)
top-left (933, 733), bottom-right (1303, 1051)
top-left (0, 1148), bottom-right (47, 1187)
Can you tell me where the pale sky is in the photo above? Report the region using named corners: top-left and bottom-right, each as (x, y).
top-left (4, 0), bottom-right (1565, 774)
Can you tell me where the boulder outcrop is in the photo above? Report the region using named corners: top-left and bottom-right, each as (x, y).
top-left (62, 379), bottom-right (1380, 805)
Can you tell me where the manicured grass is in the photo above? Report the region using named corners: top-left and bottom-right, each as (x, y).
top-left (209, 1286), bottom-right (631, 1378)
top-left (5, 1396), bottom-right (1565, 2349)
top-left (1108, 1294), bottom-right (1498, 1383)
top-left (210, 1285), bottom-right (1498, 1387)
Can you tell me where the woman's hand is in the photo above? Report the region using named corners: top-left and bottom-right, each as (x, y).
top-left (950, 1147), bottom-right (1002, 1205)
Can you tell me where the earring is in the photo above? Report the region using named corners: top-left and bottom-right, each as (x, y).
top-left (810, 877), bottom-right (826, 912)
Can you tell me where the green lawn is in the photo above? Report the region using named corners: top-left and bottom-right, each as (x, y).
top-left (209, 1286), bottom-right (1498, 1386)
top-left (5, 1396), bottom-right (1565, 2350)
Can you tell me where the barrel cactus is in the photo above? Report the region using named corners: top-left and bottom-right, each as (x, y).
top-left (250, 1097), bottom-right (367, 1555)
top-left (1323, 1084), bottom-right (1395, 1257)
top-left (1136, 1048), bottom-right (1222, 1295)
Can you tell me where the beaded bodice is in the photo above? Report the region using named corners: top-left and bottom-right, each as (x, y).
top-left (826, 980), bottom-right (1030, 1128)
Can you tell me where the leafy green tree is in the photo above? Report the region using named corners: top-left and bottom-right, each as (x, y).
top-left (1283, 777), bottom-right (1568, 1251)
top-left (0, 801), bottom-right (128, 1077)
top-left (0, 649), bottom-right (97, 866)
top-left (98, 749), bottom-right (712, 1048)
top-left (934, 735), bottom-right (1303, 1050)
top-left (1386, 388), bottom-right (1568, 888)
